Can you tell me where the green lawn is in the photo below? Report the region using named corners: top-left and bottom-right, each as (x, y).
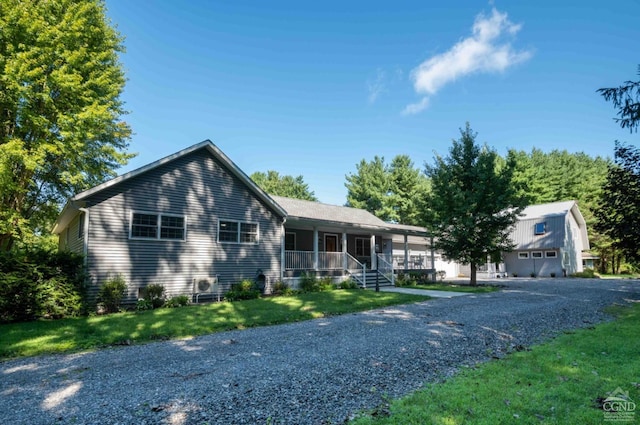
top-left (401, 282), bottom-right (501, 293)
top-left (352, 303), bottom-right (640, 425)
top-left (0, 290), bottom-right (429, 360)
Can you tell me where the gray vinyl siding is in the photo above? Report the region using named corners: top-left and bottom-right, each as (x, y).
top-left (82, 149), bottom-right (283, 303)
top-left (504, 211), bottom-right (585, 277)
top-left (503, 250), bottom-right (563, 277)
top-left (510, 215), bottom-right (565, 250)
top-left (59, 213), bottom-right (85, 255)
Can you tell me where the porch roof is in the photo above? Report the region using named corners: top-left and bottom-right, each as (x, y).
top-left (271, 196), bottom-right (428, 237)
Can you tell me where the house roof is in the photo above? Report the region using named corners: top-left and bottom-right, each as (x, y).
top-left (516, 200), bottom-right (589, 250)
top-left (53, 140), bottom-right (287, 234)
top-left (271, 195), bottom-right (428, 236)
top-left (519, 200), bottom-right (580, 220)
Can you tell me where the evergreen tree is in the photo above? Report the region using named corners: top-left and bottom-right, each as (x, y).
top-left (595, 66), bottom-right (640, 266)
top-left (250, 170), bottom-right (317, 201)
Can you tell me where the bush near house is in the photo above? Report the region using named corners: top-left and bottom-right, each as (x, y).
top-left (97, 274), bottom-right (127, 313)
top-left (0, 249), bottom-right (86, 322)
top-left (224, 280), bottom-right (261, 301)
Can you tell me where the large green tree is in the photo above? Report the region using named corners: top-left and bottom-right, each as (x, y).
top-left (0, 0), bottom-right (133, 250)
top-left (508, 148), bottom-right (611, 271)
top-left (595, 66), bottom-right (640, 266)
top-left (250, 170), bottom-right (318, 201)
top-left (426, 124), bottom-right (526, 285)
top-left (345, 155), bottom-right (429, 224)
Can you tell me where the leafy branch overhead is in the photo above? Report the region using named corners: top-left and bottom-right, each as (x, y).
top-left (595, 66), bottom-right (640, 264)
top-left (0, 0), bottom-right (133, 250)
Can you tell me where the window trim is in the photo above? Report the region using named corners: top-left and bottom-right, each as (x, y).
top-left (545, 251), bottom-right (557, 258)
top-left (532, 251), bottom-right (543, 259)
top-left (129, 211), bottom-right (187, 241)
top-left (78, 212), bottom-right (85, 240)
top-left (217, 219), bottom-right (259, 244)
top-left (518, 252), bottom-right (529, 259)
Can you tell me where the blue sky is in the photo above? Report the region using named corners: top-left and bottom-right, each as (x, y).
top-left (106, 0), bottom-right (640, 205)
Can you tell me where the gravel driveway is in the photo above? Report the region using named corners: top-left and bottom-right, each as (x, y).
top-left (1, 278), bottom-right (639, 425)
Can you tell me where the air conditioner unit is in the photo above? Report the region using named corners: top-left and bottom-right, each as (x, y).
top-left (192, 275), bottom-right (219, 303)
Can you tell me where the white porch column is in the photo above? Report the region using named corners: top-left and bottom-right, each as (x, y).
top-left (404, 234), bottom-right (409, 272)
top-left (342, 232), bottom-right (348, 270)
top-left (370, 234), bottom-right (376, 270)
top-left (313, 227), bottom-right (319, 271)
top-left (280, 221), bottom-right (286, 281)
top-left (430, 236), bottom-right (436, 281)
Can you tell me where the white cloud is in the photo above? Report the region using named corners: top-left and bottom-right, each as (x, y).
top-left (404, 8), bottom-right (533, 114)
top-left (367, 69), bottom-right (386, 104)
top-left (402, 97), bottom-right (430, 115)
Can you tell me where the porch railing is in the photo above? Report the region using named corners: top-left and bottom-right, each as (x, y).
top-left (345, 253), bottom-right (366, 288)
top-left (285, 250), bottom-right (315, 270)
top-left (376, 254), bottom-right (395, 286)
top-left (285, 250), bottom-right (358, 271)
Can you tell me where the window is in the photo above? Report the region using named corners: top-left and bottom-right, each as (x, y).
top-left (355, 237), bottom-right (371, 257)
top-left (130, 212), bottom-right (186, 240)
top-left (534, 222), bottom-right (546, 235)
top-left (218, 221), bottom-right (238, 242)
top-left (285, 233), bottom-right (296, 251)
top-left (546, 251), bottom-right (557, 258)
top-left (160, 216), bottom-right (185, 239)
top-left (218, 220), bottom-right (259, 244)
top-left (518, 252), bottom-right (529, 259)
top-left (532, 251), bottom-right (543, 259)
top-left (240, 223), bottom-right (258, 243)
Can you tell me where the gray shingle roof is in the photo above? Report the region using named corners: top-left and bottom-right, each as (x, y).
top-left (271, 196), bottom-right (388, 228)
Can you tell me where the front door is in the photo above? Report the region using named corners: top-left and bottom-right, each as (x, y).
top-left (325, 234), bottom-right (339, 252)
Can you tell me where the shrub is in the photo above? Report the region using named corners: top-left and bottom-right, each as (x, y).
top-left (135, 299), bottom-right (153, 311)
top-left (318, 276), bottom-right (336, 291)
top-left (143, 283), bottom-right (166, 309)
top-left (98, 274), bottom-right (127, 313)
top-left (272, 281), bottom-right (294, 296)
top-left (0, 249), bottom-right (86, 322)
top-left (339, 279), bottom-right (358, 289)
top-left (572, 268), bottom-right (598, 278)
top-left (299, 272), bottom-right (320, 292)
top-left (224, 280), bottom-right (261, 301)
top-left (165, 295), bottom-right (190, 308)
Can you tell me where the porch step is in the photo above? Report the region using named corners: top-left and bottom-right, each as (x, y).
top-left (355, 271), bottom-right (393, 288)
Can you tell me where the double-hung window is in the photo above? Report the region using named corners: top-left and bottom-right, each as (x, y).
top-left (130, 212), bottom-right (186, 240)
top-left (218, 220), bottom-right (259, 244)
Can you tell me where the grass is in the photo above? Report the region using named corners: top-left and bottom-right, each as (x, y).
top-left (0, 290), bottom-right (429, 360)
top-left (352, 302), bottom-right (640, 425)
top-left (401, 282), bottom-right (501, 293)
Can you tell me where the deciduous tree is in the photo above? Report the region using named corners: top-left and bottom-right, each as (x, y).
top-left (426, 123), bottom-right (526, 285)
top-left (0, 0), bottom-right (133, 250)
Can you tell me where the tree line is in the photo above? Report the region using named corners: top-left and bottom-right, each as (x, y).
top-left (0, 0), bottom-right (638, 281)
